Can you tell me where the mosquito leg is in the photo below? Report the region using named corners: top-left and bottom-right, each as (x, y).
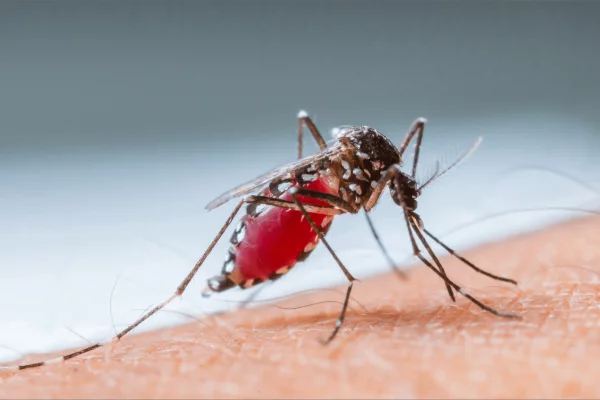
top-left (364, 164), bottom-right (402, 212)
top-left (423, 228), bottom-right (518, 285)
top-left (202, 194), bottom-right (344, 297)
top-left (407, 213), bottom-right (455, 302)
top-left (398, 118), bottom-right (426, 178)
top-left (360, 164), bottom-right (418, 279)
top-left (289, 189), bottom-right (403, 286)
top-left (2, 199), bottom-right (246, 371)
top-left (246, 195), bottom-right (343, 215)
top-left (297, 110), bottom-right (327, 159)
top-left (403, 208), bottom-right (519, 318)
top-left (289, 187), bottom-right (358, 213)
top-left (288, 187), bottom-right (356, 344)
top-left (364, 164), bottom-right (454, 299)
top-left (321, 281), bottom-right (353, 345)
top-left (244, 190), bottom-right (355, 331)
top-left (364, 212), bottom-right (408, 280)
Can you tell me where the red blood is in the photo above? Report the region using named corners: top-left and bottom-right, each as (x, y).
top-left (235, 177), bottom-right (338, 280)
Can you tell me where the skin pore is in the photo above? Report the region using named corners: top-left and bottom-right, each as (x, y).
top-left (1, 216), bottom-right (599, 398)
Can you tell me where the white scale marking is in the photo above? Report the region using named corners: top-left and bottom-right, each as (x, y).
top-left (301, 173), bottom-right (317, 182)
top-left (353, 168), bottom-right (368, 181)
top-left (223, 260), bottom-right (235, 274)
top-left (278, 181), bottom-right (292, 193)
top-left (235, 223), bottom-right (246, 243)
top-left (339, 187), bottom-right (348, 201)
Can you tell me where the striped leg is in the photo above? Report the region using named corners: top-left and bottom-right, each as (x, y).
top-left (288, 187), bottom-right (357, 344)
top-left (297, 109), bottom-right (327, 159)
top-left (0, 199), bottom-right (246, 371)
top-left (402, 207), bottom-right (519, 319)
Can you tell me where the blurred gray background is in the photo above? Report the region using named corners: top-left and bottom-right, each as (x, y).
top-left (1, 1), bottom-right (599, 361)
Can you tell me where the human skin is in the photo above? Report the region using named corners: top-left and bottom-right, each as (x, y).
top-left (1, 216), bottom-right (599, 398)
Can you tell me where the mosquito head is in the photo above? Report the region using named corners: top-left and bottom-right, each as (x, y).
top-left (389, 172), bottom-right (420, 211)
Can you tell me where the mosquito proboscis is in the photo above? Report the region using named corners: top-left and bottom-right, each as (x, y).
top-left (1, 110), bottom-right (520, 371)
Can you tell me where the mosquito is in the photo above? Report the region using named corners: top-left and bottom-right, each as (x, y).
top-left (1, 110), bottom-right (519, 371)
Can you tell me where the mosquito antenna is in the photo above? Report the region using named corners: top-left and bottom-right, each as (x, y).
top-left (415, 160), bottom-right (441, 192)
top-left (417, 136), bottom-right (483, 192)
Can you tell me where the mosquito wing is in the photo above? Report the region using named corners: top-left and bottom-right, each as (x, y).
top-left (205, 148), bottom-right (338, 211)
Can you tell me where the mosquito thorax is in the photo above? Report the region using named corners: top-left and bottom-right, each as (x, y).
top-left (333, 126), bottom-right (400, 207)
top-left (341, 126), bottom-right (400, 165)
top-left (337, 127), bottom-right (420, 211)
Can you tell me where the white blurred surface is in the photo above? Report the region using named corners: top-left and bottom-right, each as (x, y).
top-left (0, 114), bottom-right (598, 363)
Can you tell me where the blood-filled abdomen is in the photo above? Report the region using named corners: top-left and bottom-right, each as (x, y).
top-left (231, 176), bottom-right (338, 284)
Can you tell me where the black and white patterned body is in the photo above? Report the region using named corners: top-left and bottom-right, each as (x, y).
top-left (202, 126), bottom-right (404, 295)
